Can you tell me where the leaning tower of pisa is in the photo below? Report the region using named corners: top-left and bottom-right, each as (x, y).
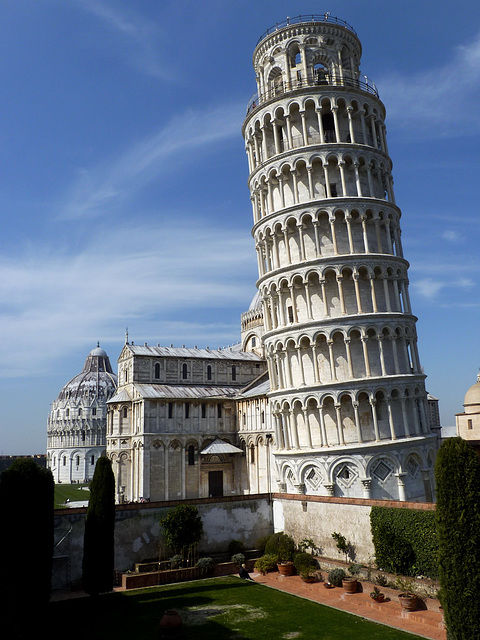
top-left (242, 15), bottom-right (437, 501)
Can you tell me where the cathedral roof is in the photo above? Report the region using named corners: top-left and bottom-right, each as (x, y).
top-left (122, 343), bottom-right (263, 361)
top-left (55, 344), bottom-right (117, 403)
top-left (107, 383), bottom-right (241, 403)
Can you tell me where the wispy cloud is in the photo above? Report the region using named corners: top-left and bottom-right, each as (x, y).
top-left (411, 276), bottom-right (475, 301)
top-left (378, 31), bottom-right (480, 137)
top-left (0, 221), bottom-right (256, 377)
top-left (56, 102), bottom-right (244, 220)
top-left (76, 0), bottom-right (170, 80)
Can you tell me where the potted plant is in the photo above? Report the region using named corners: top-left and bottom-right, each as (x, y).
top-left (370, 586), bottom-right (385, 603)
top-left (342, 563), bottom-right (362, 594)
top-left (327, 567), bottom-right (346, 587)
top-left (294, 552), bottom-right (318, 582)
top-left (396, 577), bottom-right (419, 611)
top-left (195, 557), bottom-right (214, 577)
top-left (254, 554), bottom-right (278, 575)
top-left (265, 532), bottom-right (295, 575)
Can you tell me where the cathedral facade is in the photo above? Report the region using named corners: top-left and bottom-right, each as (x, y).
top-left (102, 15), bottom-right (439, 503)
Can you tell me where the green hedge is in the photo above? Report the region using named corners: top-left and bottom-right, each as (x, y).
top-left (370, 506), bottom-right (438, 579)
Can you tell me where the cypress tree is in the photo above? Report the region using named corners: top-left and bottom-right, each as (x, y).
top-left (435, 437), bottom-right (480, 639)
top-left (82, 455), bottom-right (116, 596)
top-left (0, 458), bottom-right (54, 634)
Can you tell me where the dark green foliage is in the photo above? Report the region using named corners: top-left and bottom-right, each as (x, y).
top-left (82, 456), bottom-right (116, 596)
top-left (264, 531), bottom-right (295, 561)
top-left (328, 567), bottom-right (346, 586)
top-left (435, 437), bottom-right (480, 639)
top-left (293, 552), bottom-right (317, 577)
top-left (228, 539), bottom-right (245, 555)
top-left (255, 534), bottom-right (271, 554)
top-left (370, 505), bottom-right (438, 578)
top-left (160, 504), bottom-right (204, 558)
top-left (0, 458), bottom-right (54, 635)
top-left (0, 460), bottom-right (54, 595)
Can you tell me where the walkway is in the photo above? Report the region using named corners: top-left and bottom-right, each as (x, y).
top-left (251, 570), bottom-right (446, 640)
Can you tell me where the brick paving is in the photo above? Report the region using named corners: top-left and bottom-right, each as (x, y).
top-left (251, 570), bottom-right (446, 640)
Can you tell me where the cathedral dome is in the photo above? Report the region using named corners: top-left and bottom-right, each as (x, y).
top-left (464, 372), bottom-right (480, 412)
top-left (248, 290), bottom-right (262, 310)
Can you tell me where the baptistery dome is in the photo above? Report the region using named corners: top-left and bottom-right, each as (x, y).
top-left (47, 344), bottom-right (117, 484)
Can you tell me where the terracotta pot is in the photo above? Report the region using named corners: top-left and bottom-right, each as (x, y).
top-left (371, 594), bottom-right (385, 603)
top-left (399, 593), bottom-right (418, 611)
top-left (342, 577), bottom-right (358, 594)
top-left (159, 609), bottom-right (182, 635)
top-left (277, 561), bottom-right (294, 576)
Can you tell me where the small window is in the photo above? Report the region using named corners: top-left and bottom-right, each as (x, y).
top-left (207, 365), bottom-right (212, 381)
top-left (232, 365), bottom-right (237, 381)
top-left (66, 408), bottom-right (70, 417)
top-left (76, 455), bottom-right (80, 466)
top-left (217, 403), bottom-right (222, 418)
top-left (123, 407), bottom-right (128, 418)
top-left (78, 407), bottom-right (82, 417)
top-left (92, 407), bottom-right (97, 416)
top-left (182, 363), bottom-right (188, 379)
top-left (468, 419), bottom-right (473, 430)
top-left (91, 455), bottom-right (95, 465)
top-left (250, 445), bottom-right (255, 464)
top-left (62, 456), bottom-right (66, 466)
top-left (155, 363), bottom-right (160, 379)
top-left (261, 411), bottom-right (265, 424)
top-left (185, 402), bottom-right (190, 419)
top-left (168, 402), bottom-right (173, 419)
top-left (125, 369), bottom-right (128, 383)
top-left (188, 445), bottom-right (195, 466)
top-left (288, 306), bottom-right (294, 323)
top-left (201, 404), bottom-right (206, 419)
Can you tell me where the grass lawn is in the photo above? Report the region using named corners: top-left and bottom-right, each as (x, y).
top-left (54, 483), bottom-right (90, 508)
top-left (46, 576), bottom-right (423, 640)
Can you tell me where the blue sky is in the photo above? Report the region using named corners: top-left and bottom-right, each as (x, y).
top-left (1, 0), bottom-right (479, 454)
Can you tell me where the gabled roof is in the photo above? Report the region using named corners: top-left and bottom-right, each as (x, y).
top-left (107, 383), bottom-right (242, 403)
top-left (119, 343), bottom-right (264, 362)
top-left (200, 438), bottom-right (243, 454)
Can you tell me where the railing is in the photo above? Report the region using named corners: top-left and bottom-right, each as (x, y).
top-left (256, 14), bottom-right (356, 45)
top-left (246, 76), bottom-right (379, 116)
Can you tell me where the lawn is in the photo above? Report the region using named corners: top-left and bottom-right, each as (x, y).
top-left (54, 482), bottom-right (90, 508)
top-left (46, 576), bottom-right (423, 640)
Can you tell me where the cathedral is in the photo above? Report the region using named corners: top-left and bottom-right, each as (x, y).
top-left (48, 15), bottom-right (441, 503)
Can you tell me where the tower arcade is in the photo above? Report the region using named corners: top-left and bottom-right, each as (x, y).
top-left (242, 15), bottom-right (437, 500)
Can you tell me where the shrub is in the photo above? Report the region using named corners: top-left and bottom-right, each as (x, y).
top-left (435, 437), bottom-right (480, 639)
top-left (294, 552), bottom-right (317, 577)
top-left (328, 568), bottom-right (346, 586)
top-left (254, 554), bottom-right (278, 575)
top-left (0, 457), bottom-right (54, 618)
top-left (255, 535), bottom-right (271, 554)
top-left (169, 554), bottom-right (183, 569)
top-left (160, 504), bottom-right (204, 560)
top-left (228, 539), bottom-right (245, 555)
top-left (370, 505), bottom-right (437, 578)
top-left (196, 557), bottom-right (214, 576)
top-left (265, 532), bottom-right (295, 562)
top-left (82, 456), bottom-right (115, 597)
top-left (231, 553), bottom-right (245, 566)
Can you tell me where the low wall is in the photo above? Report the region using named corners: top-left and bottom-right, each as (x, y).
top-left (273, 494), bottom-right (435, 564)
top-left (53, 494), bottom-right (272, 590)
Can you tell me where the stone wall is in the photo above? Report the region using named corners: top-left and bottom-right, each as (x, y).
top-left (272, 493), bottom-right (435, 564)
top-left (52, 492), bottom-right (435, 591)
top-left (53, 494), bottom-right (272, 590)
